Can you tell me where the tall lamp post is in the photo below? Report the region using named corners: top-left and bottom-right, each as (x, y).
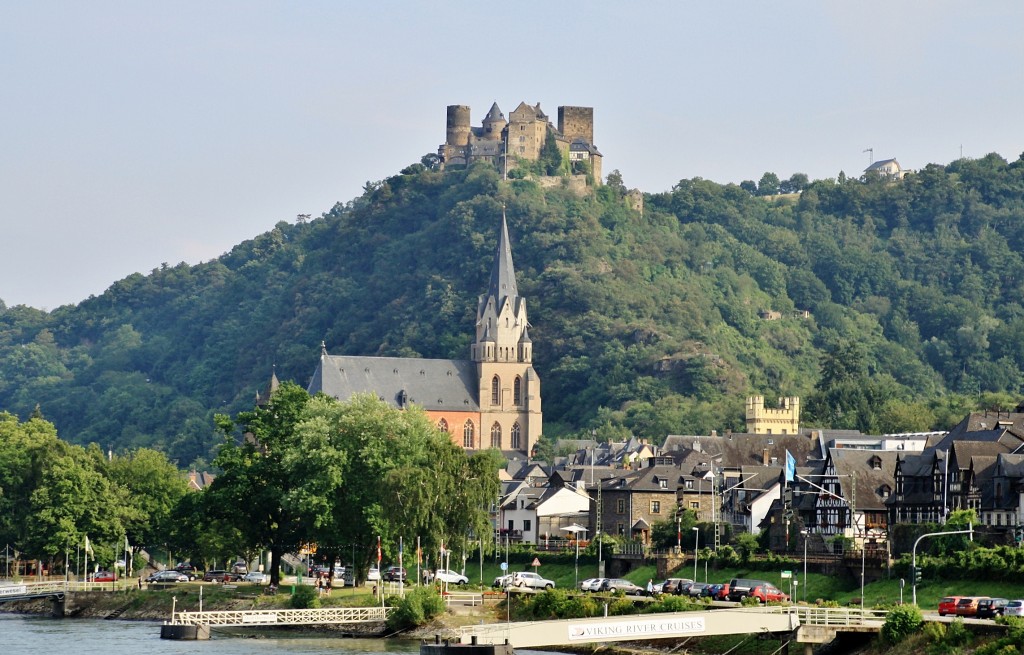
top-left (692, 527), bottom-right (699, 581)
top-left (800, 529), bottom-right (808, 602)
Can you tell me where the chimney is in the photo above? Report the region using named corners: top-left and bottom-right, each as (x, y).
top-left (762, 448), bottom-right (770, 466)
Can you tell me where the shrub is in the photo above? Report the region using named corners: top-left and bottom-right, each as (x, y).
top-left (881, 604), bottom-right (922, 644)
top-left (386, 586), bottom-right (446, 632)
top-left (289, 584), bottom-right (320, 609)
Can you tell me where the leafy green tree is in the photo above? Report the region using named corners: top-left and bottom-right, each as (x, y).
top-left (106, 448), bottom-right (189, 547)
top-left (757, 172), bottom-right (780, 196)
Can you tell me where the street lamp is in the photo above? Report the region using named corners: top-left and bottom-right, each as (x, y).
top-left (800, 529), bottom-right (808, 602)
top-left (692, 527), bottom-right (699, 581)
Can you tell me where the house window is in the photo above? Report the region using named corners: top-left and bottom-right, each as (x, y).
top-left (659, 479), bottom-right (667, 489)
top-left (463, 420), bottom-right (474, 447)
top-left (651, 501), bottom-right (661, 514)
top-left (616, 499), bottom-right (625, 514)
top-left (491, 422), bottom-right (501, 448)
top-left (690, 501), bottom-right (699, 509)
top-left (524, 520), bottom-right (532, 533)
top-left (491, 376), bottom-right (500, 405)
top-left (438, 419), bottom-right (448, 433)
top-left (508, 520), bottom-right (514, 532)
top-left (685, 480), bottom-right (693, 490)
top-left (514, 376), bottom-right (522, 405)
top-left (617, 523), bottom-right (625, 536)
top-left (511, 423), bottom-right (521, 449)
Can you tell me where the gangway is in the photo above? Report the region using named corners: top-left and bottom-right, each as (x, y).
top-left (458, 606), bottom-right (886, 653)
top-left (161, 605), bottom-right (391, 639)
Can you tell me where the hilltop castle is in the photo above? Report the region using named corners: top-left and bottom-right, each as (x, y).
top-left (438, 102), bottom-right (602, 184)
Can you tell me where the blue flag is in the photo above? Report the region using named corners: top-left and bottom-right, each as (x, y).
top-left (785, 450), bottom-right (796, 483)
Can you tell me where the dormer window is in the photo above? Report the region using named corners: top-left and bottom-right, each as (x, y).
top-left (660, 479), bottom-right (667, 489)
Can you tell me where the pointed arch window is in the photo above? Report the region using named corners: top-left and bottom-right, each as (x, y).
top-left (491, 422), bottom-right (502, 449)
top-left (491, 375), bottom-right (500, 405)
top-left (513, 376), bottom-right (522, 405)
top-left (438, 419), bottom-right (449, 433)
top-left (463, 420), bottom-right (475, 448)
top-left (511, 422), bottom-right (521, 450)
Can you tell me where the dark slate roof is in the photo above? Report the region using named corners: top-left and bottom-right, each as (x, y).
top-left (307, 350), bottom-right (479, 411)
top-left (865, 158), bottom-right (900, 172)
top-left (485, 102), bottom-right (504, 121)
top-left (827, 448), bottom-right (900, 511)
top-left (945, 411), bottom-right (1024, 443)
top-left (971, 455), bottom-right (1000, 509)
top-left (663, 432), bottom-right (822, 470)
top-left (598, 464), bottom-right (683, 493)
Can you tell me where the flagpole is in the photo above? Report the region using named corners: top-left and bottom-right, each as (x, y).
top-left (398, 536), bottom-right (404, 597)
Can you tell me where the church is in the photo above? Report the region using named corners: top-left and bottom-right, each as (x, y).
top-left (306, 216), bottom-right (542, 457)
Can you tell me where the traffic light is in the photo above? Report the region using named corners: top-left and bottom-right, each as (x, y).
top-left (913, 566), bottom-right (922, 584)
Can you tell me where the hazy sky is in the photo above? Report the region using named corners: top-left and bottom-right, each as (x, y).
top-left (2, 2), bottom-right (1022, 310)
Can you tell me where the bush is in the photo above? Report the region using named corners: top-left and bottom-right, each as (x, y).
top-left (289, 584), bottom-right (320, 609)
top-left (386, 586), bottom-right (446, 632)
top-left (881, 604), bottom-right (923, 644)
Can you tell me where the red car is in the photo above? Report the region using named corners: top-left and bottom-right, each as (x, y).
top-left (89, 570), bottom-right (116, 582)
top-left (750, 584), bottom-right (788, 603)
top-left (938, 596), bottom-right (963, 616)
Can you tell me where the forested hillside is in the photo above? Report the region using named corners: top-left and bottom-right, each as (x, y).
top-left (2, 153), bottom-right (1024, 467)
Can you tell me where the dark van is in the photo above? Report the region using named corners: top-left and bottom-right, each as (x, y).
top-left (728, 577), bottom-right (772, 602)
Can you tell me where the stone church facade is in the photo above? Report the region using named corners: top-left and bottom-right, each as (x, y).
top-left (306, 217), bottom-right (542, 456)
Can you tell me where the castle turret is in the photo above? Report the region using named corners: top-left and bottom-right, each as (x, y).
top-left (482, 102), bottom-right (506, 139)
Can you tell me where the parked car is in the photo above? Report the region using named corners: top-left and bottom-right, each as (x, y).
top-left (715, 582), bottom-right (732, 600)
top-left (976, 597), bottom-right (1009, 619)
top-left (702, 583), bottom-right (723, 599)
top-left (493, 573), bottom-right (514, 588)
top-left (432, 569), bottom-right (469, 585)
top-left (242, 571), bottom-right (268, 584)
top-left (599, 578), bottom-right (644, 595)
top-left (685, 582), bottom-right (711, 597)
top-left (938, 596), bottom-right (964, 616)
top-left (231, 561), bottom-right (248, 575)
top-left (147, 570), bottom-right (189, 583)
top-left (203, 570), bottom-right (239, 583)
top-left (512, 571), bottom-right (555, 589)
top-left (174, 563), bottom-right (200, 580)
top-left (727, 577), bottom-right (772, 602)
top-left (89, 571), bottom-right (116, 582)
top-left (663, 578), bottom-right (693, 595)
top-left (955, 596), bottom-right (988, 617)
top-left (750, 584), bottom-right (789, 603)
top-left (383, 566), bottom-right (407, 582)
top-left (1005, 599), bottom-right (1024, 617)
top-left (579, 578), bottom-right (605, 592)
top-left (367, 566), bottom-right (380, 582)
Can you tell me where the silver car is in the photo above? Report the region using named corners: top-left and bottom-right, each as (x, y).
top-left (512, 572), bottom-right (555, 589)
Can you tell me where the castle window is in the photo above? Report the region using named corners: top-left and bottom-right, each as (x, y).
top-left (491, 375), bottom-right (500, 405)
top-left (438, 419), bottom-right (449, 433)
top-left (616, 499), bottom-right (625, 513)
top-left (511, 423), bottom-right (521, 450)
top-left (463, 420), bottom-right (475, 448)
top-left (514, 376), bottom-right (522, 405)
top-left (491, 422), bottom-right (502, 448)
top-left (651, 501), bottom-right (661, 514)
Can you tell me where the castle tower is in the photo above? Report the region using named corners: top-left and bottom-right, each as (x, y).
top-left (472, 213), bottom-right (542, 454)
top-left (558, 106), bottom-right (594, 144)
top-left (446, 105), bottom-right (471, 146)
top-left (507, 102), bottom-right (549, 162)
top-left (745, 396), bottom-right (800, 435)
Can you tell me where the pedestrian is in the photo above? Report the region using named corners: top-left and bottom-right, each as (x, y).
top-left (646, 579), bottom-right (654, 596)
top-left (325, 576), bottom-right (332, 596)
top-left (138, 575), bottom-right (143, 590)
top-left (316, 575), bottom-right (323, 596)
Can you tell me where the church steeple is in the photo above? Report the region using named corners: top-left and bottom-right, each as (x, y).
top-left (473, 210), bottom-right (529, 365)
top-left (487, 211), bottom-right (519, 311)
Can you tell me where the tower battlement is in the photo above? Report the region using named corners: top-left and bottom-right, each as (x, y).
top-left (745, 396), bottom-right (800, 435)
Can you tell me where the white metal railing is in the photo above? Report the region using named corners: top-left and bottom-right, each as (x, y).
top-left (169, 606), bottom-right (391, 627)
top-left (8, 580), bottom-right (128, 594)
top-left (444, 592), bottom-right (483, 606)
top-left (757, 605), bottom-right (888, 626)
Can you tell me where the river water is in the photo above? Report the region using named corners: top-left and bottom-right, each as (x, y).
top-left (0, 614), bottom-right (425, 655)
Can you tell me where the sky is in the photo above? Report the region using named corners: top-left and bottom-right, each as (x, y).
top-left (2, 2), bottom-right (1022, 310)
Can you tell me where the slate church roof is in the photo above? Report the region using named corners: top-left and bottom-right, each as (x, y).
top-left (307, 345), bottom-right (479, 411)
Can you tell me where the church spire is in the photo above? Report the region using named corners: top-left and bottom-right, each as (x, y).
top-left (487, 207), bottom-right (519, 310)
